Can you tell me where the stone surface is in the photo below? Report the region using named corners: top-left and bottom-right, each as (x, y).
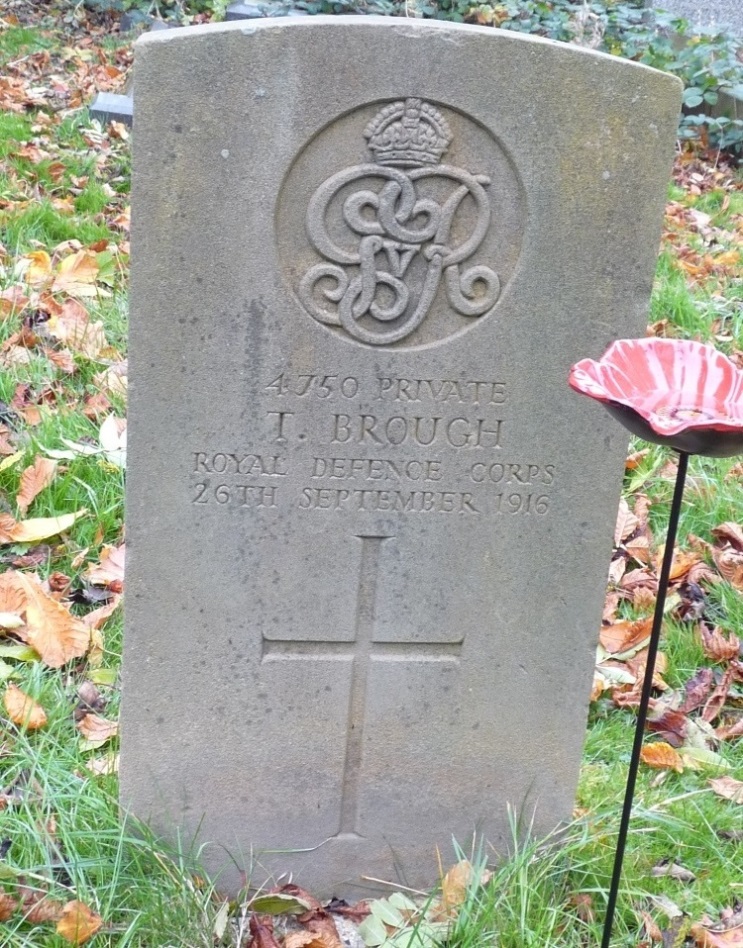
top-left (89, 92), bottom-right (133, 127)
top-left (648, 0), bottom-right (743, 34)
top-left (123, 16), bottom-right (681, 898)
top-left (225, 2), bottom-right (308, 19)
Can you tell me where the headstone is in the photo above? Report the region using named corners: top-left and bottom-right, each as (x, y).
top-left (225, 1), bottom-right (309, 19)
top-left (123, 16), bottom-right (681, 898)
top-left (647, 0), bottom-right (743, 35)
top-left (89, 91), bottom-right (134, 127)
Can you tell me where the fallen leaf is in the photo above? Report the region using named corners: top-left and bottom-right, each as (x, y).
top-left (81, 594), bottom-right (121, 630)
top-left (84, 544), bottom-right (125, 590)
top-left (715, 717), bottom-right (743, 741)
top-left (45, 299), bottom-right (107, 358)
top-left (4, 683), bottom-right (47, 729)
top-left (615, 497), bottom-right (639, 545)
top-left (599, 617), bottom-right (652, 656)
top-left (647, 708), bottom-right (688, 747)
top-left (247, 915), bottom-right (282, 948)
top-left (56, 900), bottom-right (103, 945)
top-left (440, 859), bottom-right (473, 916)
top-left (0, 510), bottom-right (85, 544)
top-left (639, 910), bottom-right (663, 943)
top-left (16, 457), bottom-right (57, 515)
top-left (641, 742), bottom-right (684, 772)
top-left (0, 891), bottom-right (17, 921)
top-left (712, 547), bottom-right (743, 591)
top-left (250, 892), bottom-right (313, 915)
top-left (22, 891), bottom-right (65, 924)
top-left (709, 776), bottom-right (743, 804)
top-left (85, 752), bottom-right (119, 776)
top-left (76, 713), bottom-right (118, 748)
top-left (24, 250), bottom-right (52, 285)
top-left (679, 668), bottom-right (715, 714)
top-left (651, 860), bottom-right (695, 883)
top-left (711, 522), bottom-right (743, 551)
top-left (0, 572), bottom-right (89, 667)
top-left (699, 626), bottom-right (741, 663)
top-left (702, 668), bottom-right (734, 724)
top-left (691, 921), bottom-right (743, 946)
top-left (52, 251), bottom-right (99, 297)
top-left (99, 415), bottom-right (126, 467)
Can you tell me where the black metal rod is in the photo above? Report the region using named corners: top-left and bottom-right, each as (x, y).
top-left (600, 450), bottom-right (689, 948)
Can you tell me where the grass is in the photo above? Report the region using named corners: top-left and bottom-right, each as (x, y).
top-left (0, 12), bottom-right (742, 948)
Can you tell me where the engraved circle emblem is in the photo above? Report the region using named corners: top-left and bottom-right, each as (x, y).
top-left (277, 98), bottom-right (526, 350)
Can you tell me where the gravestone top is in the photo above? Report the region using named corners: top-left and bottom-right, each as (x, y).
top-left (123, 16), bottom-right (681, 898)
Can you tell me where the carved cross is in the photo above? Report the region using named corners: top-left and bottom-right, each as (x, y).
top-left (261, 534), bottom-right (463, 837)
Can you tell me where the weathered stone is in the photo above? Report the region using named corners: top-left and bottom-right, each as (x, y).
top-left (225, 2), bottom-right (308, 19)
top-left (647, 0), bottom-right (743, 35)
top-left (89, 92), bottom-right (133, 127)
top-left (123, 17), bottom-right (681, 898)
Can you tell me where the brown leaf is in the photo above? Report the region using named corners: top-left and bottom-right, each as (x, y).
top-left (84, 543), bottom-right (125, 590)
top-left (709, 776), bottom-right (743, 805)
top-left (711, 522), bottom-right (743, 551)
top-left (4, 683), bottom-right (47, 729)
top-left (81, 593), bottom-right (121, 631)
top-left (647, 708), bottom-right (688, 747)
top-left (691, 921), bottom-right (743, 947)
top-left (56, 900), bottom-right (103, 945)
top-left (651, 860), bottom-right (695, 882)
top-left (615, 497), bottom-right (639, 545)
top-left (679, 668), bottom-right (715, 714)
top-left (247, 915), bottom-right (282, 948)
top-left (0, 891), bottom-right (18, 921)
top-left (715, 717), bottom-right (743, 742)
top-left (326, 900), bottom-right (370, 923)
top-left (0, 571), bottom-right (89, 667)
top-left (712, 547), bottom-right (743, 591)
top-left (440, 859), bottom-right (474, 916)
top-left (22, 891), bottom-right (65, 924)
top-left (599, 618), bottom-right (652, 656)
top-left (702, 668), bottom-right (734, 724)
top-left (641, 742), bottom-right (684, 772)
top-left (655, 549), bottom-right (702, 582)
top-left (639, 910), bottom-right (663, 943)
top-left (16, 457), bottom-right (57, 515)
top-left (51, 251), bottom-right (99, 297)
top-left (45, 299), bottom-right (107, 358)
top-left (74, 682), bottom-right (106, 721)
top-left (76, 713), bottom-right (118, 746)
top-left (699, 626), bottom-right (741, 663)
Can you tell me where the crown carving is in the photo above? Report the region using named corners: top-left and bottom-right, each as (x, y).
top-left (364, 98), bottom-right (452, 168)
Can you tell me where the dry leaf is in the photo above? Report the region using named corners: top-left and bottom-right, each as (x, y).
top-left (0, 510), bottom-right (85, 544)
top-left (440, 859), bottom-right (473, 915)
top-left (699, 626), bottom-right (741, 663)
top-left (651, 860), bottom-right (695, 882)
top-left (45, 299), bottom-right (107, 358)
top-left (599, 618), bottom-right (652, 656)
top-left (709, 776), bottom-right (743, 804)
top-left (639, 910), bottom-right (663, 943)
top-left (712, 548), bottom-right (743, 590)
top-left (247, 915), bottom-right (282, 948)
top-left (85, 752), bottom-right (119, 776)
top-left (715, 717), bottom-right (743, 741)
top-left (85, 544), bottom-right (125, 590)
top-left (22, 891), bottom-right (64, 924)
top-left (52, 251), bottom-right (99, 297)
top-left (0, 571), bottom-right (89, 667)
top-left (0, 891), bottom-right (17, 921)
top-left (691, 922), bottom-right (743, 947)
top-left (16, 457), bottom-right (57, 515)
top-left (702, 668), bottom-right (734, 724)
top-left (711, 522), bottom-right (743, 551)
top-left (24, 250), bottom-right (52, 285)
top-left (615, 497), bottom-right (639, 545)
top-left (4, 683), bottom-right (47, 729)
top-left (56, 900), bottom-right (103, 945)
top-left (647, 708), bottom-right (688, 747)
top-left (81, 594), bottom-right (121, 630)
top-left (641, 742), bottom-right (684, 772)
top-left (679, 668), bottom-right (715, 714)
top-left (77, 713), bottom-right (118, 747)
